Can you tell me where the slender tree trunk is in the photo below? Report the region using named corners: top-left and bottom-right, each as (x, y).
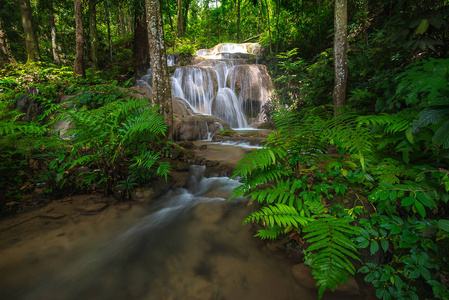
top-left (182, 0), bottom-right (190, 34)
top-left (275, 0), bottom-right (280, 54)
top-left (19, 0), bottom-right (40, 63)
top-left (106, 0), bottom-right (113, 61)
top-left (236, 0), bottom-right (241, 42)
top-left (89, 0), bottom-right (98, 70)
top-left (333, 0), bottom-right (348, 115)
top-left (0, 17), bottom-right (15, 67)
top-left (74, 0), bottom-right (85, 76)
top-left (146, 0), bottom-right (173, 141)
top-left (166, 2), bottom-right (174, 32)
top-left (48, 3), bottom-right (61, 66)
top-left (177, 0), bottom-right (183, 37)
top-left (263, 0), bottom-right (272, 54)
top-left (133, 0), bottom-right (149, 76)
top-left (88, 0), bottom-right (98, 69)
top-left (119, 7), bottom-right (125, 35)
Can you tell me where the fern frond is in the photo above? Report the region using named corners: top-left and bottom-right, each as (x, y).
top-left (255, 225), bottom-right (285, 240)
top-left (304, 217), bottom-right (360, 299)
top-left (231, 147), bottom-right (286, 179)
top-left (248, 179), bottom-right (304, 209)
top-left (232, 167), bottom-right (287, 197)
top-left (243, 203), bottom-right (312, 228)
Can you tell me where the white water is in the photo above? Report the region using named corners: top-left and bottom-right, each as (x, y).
top-left (7, 166), bottom-right (331, 300)
top-left (138, 43), bottom-right (271, 129)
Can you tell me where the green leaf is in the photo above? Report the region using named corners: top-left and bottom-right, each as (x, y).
top-left (415, 19), bottom-right (429, 34)
top-left (405, 128), bottom-right (414, 144)
top-left (370, 240), bottom-right (379, 254)
top-left (438, 220), bottom-right (449, 233)
top-left (414, 201), bottom-right (426, 218)
top-left (401, 196), bottom-right (415, 207)
top-left (381, 238), bottom-right (389, 252)
top-left (433, 120), bottom-right (449, 149)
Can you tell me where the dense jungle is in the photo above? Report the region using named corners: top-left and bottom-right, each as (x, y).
top-left (1, 0), bottom-right (449, 299)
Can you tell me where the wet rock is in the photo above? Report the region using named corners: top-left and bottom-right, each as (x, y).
top-left (172, 100), bottom-right (230, 141)
top-left (40, 212), bottom-right (68, 219)
top-left (75, 203), bottom-right (108, 213)
top-left (292, 263), bottom-right (360, 296)
top-left (226, 64), bottom-right (274, 120)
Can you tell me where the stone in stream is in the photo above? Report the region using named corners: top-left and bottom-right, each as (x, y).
top-left (291, 263), bottom-right (360, 296)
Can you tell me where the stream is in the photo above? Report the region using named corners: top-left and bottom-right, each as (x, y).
top-left (0, 164), bottom-right (320, 300)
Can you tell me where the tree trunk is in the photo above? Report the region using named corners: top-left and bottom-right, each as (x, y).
top-left (48, 3), bottom-right (61, 66)
top-left (333, 0), bottom-right (348, 115)
top-left (106, 0), bottom-right (113, 61)
top-left (74, 0), bottom-right (85, 77)
top-left (0, 16), bottom-right (15, 67)
top-left (236, 0), bottom-right (240, 42)
top-left (19, 0), bottom-right (40, 63)
top-left (119, 7), bottom-right (125, 35)
top-left (146, 0), bottom-right (173, 141)
top-left (89, 0), bottom-right (98, 69)
top-left (275, 0), bottom-right (280, 54)
top-left (263, 0), bottom-right (272, 54)
top-left (182, 0), bottom-right (190, 35)
top-left (133, 0), bottom-right (149, 76)
top-left (177, 0), bottom-right (183, 38)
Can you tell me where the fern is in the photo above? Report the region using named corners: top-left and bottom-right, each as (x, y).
top-left (255, 225), bottom-right (285, 240)
top-left (248, 179), bottom-right (304, 209)
top-left (243, 203), bottom-right (312, 228)
top-left (303, 217), bottom-right (361, 299)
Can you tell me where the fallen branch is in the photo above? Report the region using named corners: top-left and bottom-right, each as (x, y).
top-left (243, 34), bottom-right (261, 43)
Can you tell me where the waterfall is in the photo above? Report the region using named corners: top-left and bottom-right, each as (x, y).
top-left (138, 43), bottom-right (272, 129)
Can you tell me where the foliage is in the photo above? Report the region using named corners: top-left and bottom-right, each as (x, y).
top-left (233, 99), bottom-right (449, 298)
top-left (62, 96), bottom-right (170, 199)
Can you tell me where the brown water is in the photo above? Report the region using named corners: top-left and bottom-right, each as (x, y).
top-left (0, 166), bottom-right (360, 300)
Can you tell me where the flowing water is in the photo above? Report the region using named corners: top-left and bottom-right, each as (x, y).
top-left (138, 43), bottom-right (272, 129)
top-left (0, 165), bottom-right (340, 300)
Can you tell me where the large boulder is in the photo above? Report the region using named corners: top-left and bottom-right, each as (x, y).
top-left (226, 64), bottom-right (274, 121)
top-left (172, 97), bottom-right (230, 141)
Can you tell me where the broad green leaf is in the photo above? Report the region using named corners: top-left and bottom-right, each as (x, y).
top-left (438, 220), bottom-right (449, 232)
top-left (401, 196), bottom-right (415, 207)
top-left (414, 201), bottom-right (426, 218)
top-left (415, 19), bottom-right (429, 34)
top-left (370, 240), bottom-right (379, 254)
top-left (381, 238), bottom-right (389, 252)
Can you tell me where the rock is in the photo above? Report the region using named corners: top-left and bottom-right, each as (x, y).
top-left (40, 212), bottom-right (68, 219)
top-left (75, 203), bottom-right (108, 213)
top-left (291, 263), bottom-right (360, 296)
top-left (172, 99), bottom-right (230, 141)
top-left (226, 64), bottom-right (274, 120)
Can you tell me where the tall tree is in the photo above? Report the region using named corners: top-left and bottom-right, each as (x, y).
top-left (19, 0), bottom-right (40, 63)
top-left (133, 0), bottom-right (149, 75)
top-left (0, 16), bottom-right (15, 67)
top-left (48, 1), bottom-right (61, 66)
top-left (236, 0), bottom-right (241, 42)
top-left (106, 0), bottom-right (113, 61)
top-left (146, 0), bottom-right (173, 141)
top-left (177, 0), bottom-right (183, 37)
top-left (88, 0), bottom-right (98, 69)
top-left (333, 0), bottom-right (348, 115)
top-left (74, 0), bottom-right (85, 76)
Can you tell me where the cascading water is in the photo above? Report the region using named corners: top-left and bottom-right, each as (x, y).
top-left (138, 43), bottom-right (273, 130)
